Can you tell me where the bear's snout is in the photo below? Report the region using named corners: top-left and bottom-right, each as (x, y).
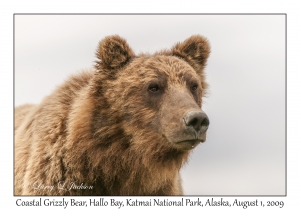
top-left (183, 110), bottom-right (209, 133)
top-left (166, 110), bottom-right (209, 150)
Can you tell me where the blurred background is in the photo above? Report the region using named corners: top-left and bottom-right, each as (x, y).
top-left (14, 14), bottom-right (285, 195)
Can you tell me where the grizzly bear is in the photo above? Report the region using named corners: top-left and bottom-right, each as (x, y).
top-left (14, 35), bottom-right (210, 196)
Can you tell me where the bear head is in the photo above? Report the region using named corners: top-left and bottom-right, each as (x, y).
top-left (93, 35), bottom-right (210, 154)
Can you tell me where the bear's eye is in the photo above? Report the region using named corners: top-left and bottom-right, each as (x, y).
top-left (191, 84), bottom-right (198, 93)
top-left (148, 84), bottom-right (160, 93)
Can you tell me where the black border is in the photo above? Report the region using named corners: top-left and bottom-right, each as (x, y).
top-left (13, 13), bottom-right (287, 197)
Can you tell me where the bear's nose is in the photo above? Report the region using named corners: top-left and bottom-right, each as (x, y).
top-left (183, 110), bottom-right (209, 133)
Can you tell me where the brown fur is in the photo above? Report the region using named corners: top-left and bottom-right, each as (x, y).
top-left (14, 35), bottom-right (210, 195)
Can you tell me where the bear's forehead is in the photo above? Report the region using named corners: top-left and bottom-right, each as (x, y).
top-left (130, 55), bottom-right (198, 78)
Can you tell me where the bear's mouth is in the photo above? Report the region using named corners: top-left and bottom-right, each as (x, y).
top-left (175, 139), bottom-right (205, 150)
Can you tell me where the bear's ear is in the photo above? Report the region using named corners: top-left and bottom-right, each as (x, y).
top-left (172, 35), bottom-right (210, 74)
top-left (95, 35), bottom-right (134, 71)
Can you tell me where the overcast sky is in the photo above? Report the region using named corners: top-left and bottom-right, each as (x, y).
top-left (14, 14), bottom-right (285, 195)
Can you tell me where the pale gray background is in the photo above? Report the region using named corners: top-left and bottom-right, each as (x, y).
top-left (14, 15), bottom-right (285, 195)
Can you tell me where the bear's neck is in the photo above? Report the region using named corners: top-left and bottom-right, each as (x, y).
top-left (86, 139), bottom-right (188, 195)
top-left (65, 78), bottom-right (189, 195)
